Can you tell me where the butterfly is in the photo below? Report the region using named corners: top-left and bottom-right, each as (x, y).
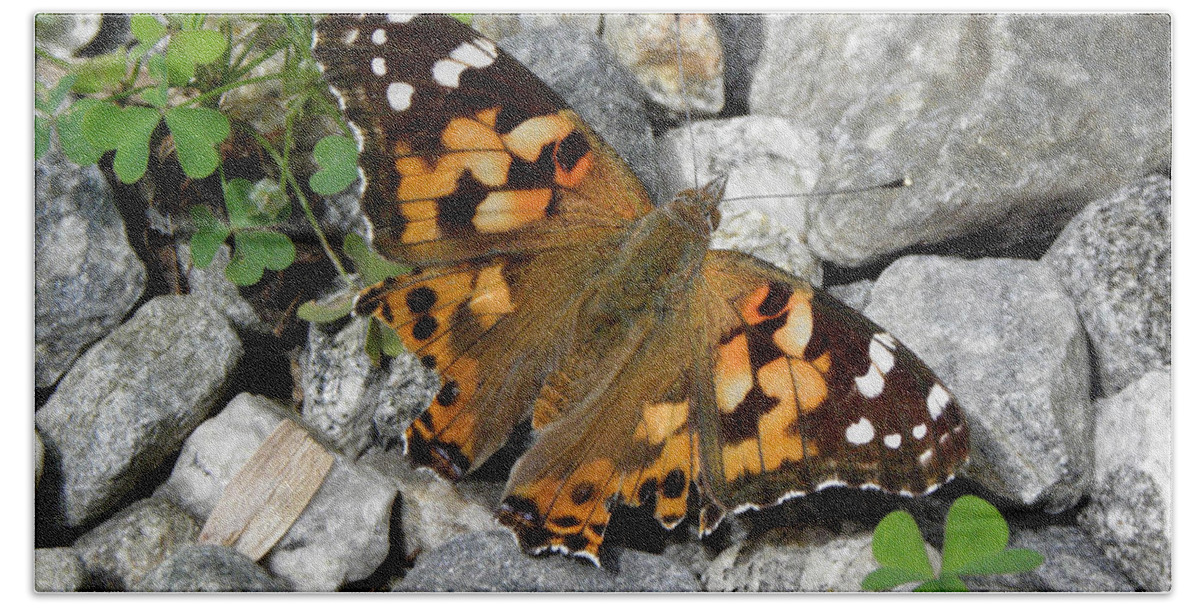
top-left (312, 13), bottom-right (969, 566)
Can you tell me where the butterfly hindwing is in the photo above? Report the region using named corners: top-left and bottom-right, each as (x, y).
top-left (693, 250), bottom-right (969, 523)
top-left (498, 307), bottom-right (702, 564)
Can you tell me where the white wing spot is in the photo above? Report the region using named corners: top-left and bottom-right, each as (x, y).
top-left (884, 433), bottom-right (902, 449)
top-left (919, 448), bottom-right (934, 466)
top-left (927, 384), bottom-right (950, 420)
top-left (371, 28), bottom-right (387, 45)
top-left (854, 367), bottom-right (885, 399)
top-left (386, 82), bottom-right (415, 111)
top-left (450, 40), bottom-right (496, 68)
top-left (432, 59), bottom-right (469, 88)
top-left (474, 37), bottom-right (498, 58)
top-left (386, 14), bottom-right (416, 23)
top-left (845, 417), bottom-right (875, 445)
top-left (342, 28), bottom-right (359, 45)
top-left (912, 423), bottom-right (928, 440)
top-left (869, 334), bottom-right (896, 374)
top-left (876, 332), bottom-right (897, 349)
top-left (371, 57), bottom-right (387, 76)
top-left (855, 332), bottom-right (898, 398)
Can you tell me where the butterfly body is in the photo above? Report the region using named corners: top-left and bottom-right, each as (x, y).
top-left (314, 13), bottom-right (969, 566)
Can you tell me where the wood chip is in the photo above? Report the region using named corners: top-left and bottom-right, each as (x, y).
top-left (198, 418), bottom-right (335, 561)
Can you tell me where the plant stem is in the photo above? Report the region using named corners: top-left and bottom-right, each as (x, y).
top-left (240, 121), bottom-right (354, 288)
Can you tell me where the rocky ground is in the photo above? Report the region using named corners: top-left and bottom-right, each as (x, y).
top-left (34, 13), bottom-right (1169, 592)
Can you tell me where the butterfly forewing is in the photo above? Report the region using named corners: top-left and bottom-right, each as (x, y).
top-left (313, 14), bottom-right (652, 267)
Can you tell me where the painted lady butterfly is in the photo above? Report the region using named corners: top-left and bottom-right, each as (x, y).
top-left (312, 13), bottom-right (969, 565)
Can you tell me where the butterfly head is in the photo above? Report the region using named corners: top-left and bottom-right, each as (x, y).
top-left (666, 174), bottom-right (727, 238)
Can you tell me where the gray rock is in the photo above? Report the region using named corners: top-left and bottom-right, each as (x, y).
top-left (156, 394), bottom-right (396, 591)
top-left (34, 547), bottom-right (89, 592)
top-left (499, 25), bottom-right (665, 204)
top-left (471, 13), bottom-right (602, 42)
top-left (35, 295), bottom-right (241, 527)
top-left (133, 544), bottom-right (290, 592)
top-left (357, 449), bottom-right (507, 559)
top-left (71, 497), bottom-right (200, 590)
top-left (749, 14), bottom-right (1169, 266)
top-left (657, 115), bottom-right (820, 220)
top-left (34, 14), bottom-right (103, 58)
top-left (866, 256), bottom-right (1092, 513)
top-left (702, 528), bottom-right (935, 592)
top-left (35, 431), bottom-right (45, 488)
top-left (1042, 175), bottom-right (1171, 396)
top-left (712, 209), bottom-right (822, 286)
top-left (1080, 369), bottom-right (1171, 591)
top-left (825, 279), bottom-right (874, 313)
top-left (301, 317), bottom-right (438, 455)
top-left (35, 148), bottom-right (146, 387)
top-left (602, 14), bottom-right (725, 116)
top-left (395, 530), bottom-right (700, 591)
top-left (962, 525), bottom-right (1134, 592)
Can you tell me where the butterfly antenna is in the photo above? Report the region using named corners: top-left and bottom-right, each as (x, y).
top-left (721, 176), bottom-right (913, 203)
top-left (675, 14), bottom-right (699, 190)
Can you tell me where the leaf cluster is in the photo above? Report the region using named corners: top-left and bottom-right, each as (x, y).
top-left (36, 14), bottom-right (364, 288)
top-left (863, 495), bottom-right (1044, 592)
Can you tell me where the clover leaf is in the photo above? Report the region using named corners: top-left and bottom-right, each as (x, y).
top-left (56, 98), bottom-right (107, 166)
top-left (309, 135), bottom-right (359, 195)
top-left (165, 28), bottom-right (227, 85)
top-left (189, 205), bottom-right (231, 268)
top-left (81, 101), bottom-right (161, 183)
top-left (130, 14), bottom-right (167, 57)
top-left (164, 106), bottom-right (229, 179)
top-left (862, 495), bottom-right (1044, 592)
top-left (225, 230), bottom-right (296, 286)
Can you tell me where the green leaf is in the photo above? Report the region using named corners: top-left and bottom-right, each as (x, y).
top-left (364, 313), bottom-right (383, 366)
top-left (942, 495), bottom-right (1009, 575)
top-left (71, 52), bottom-right (127, 94)
top-left (164, 106), bottom-right (229, 178)
top-left (82, 103), bottom-right (161, 183)
top-left (872, 510), bottom-right (935, 578)
top-left (861, 566), bottom-right (932, 591)
top-left (166, 29), bottom-right (227, 85)
top-left (189, 205), bottom-right (231, 267)
top-left (451, 14), bottom-right (472, 25)
top-left (309, 135), bottom-right (359, 195)
top-left (954, 548), bottom-right (1044, 577)
top-left (297, 292), bottom-right (356, 323)
top-left (142, 54), bottom-right (170, 108)
top-left (131, 14), bottom-right (167, 45)
top-left (57, 99), bottom-right (106, 166)
top-left (35, 116), bottom-right (51, 159)
top-left (226, 230), bottom-right (295, 285)
top-left (344, 233), bottom-right (407, 285)
top-left (377, 318), bottom-right (403, 357)
top-left (914, 574), bottom-right (970, 592)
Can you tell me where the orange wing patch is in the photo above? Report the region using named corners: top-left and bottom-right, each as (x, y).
top-left (499, 457), bottom-right (620, 563)
top-left (355, 263), bottom-right (521, 478)
top-left (500, 393), bottom-right (700, 563)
